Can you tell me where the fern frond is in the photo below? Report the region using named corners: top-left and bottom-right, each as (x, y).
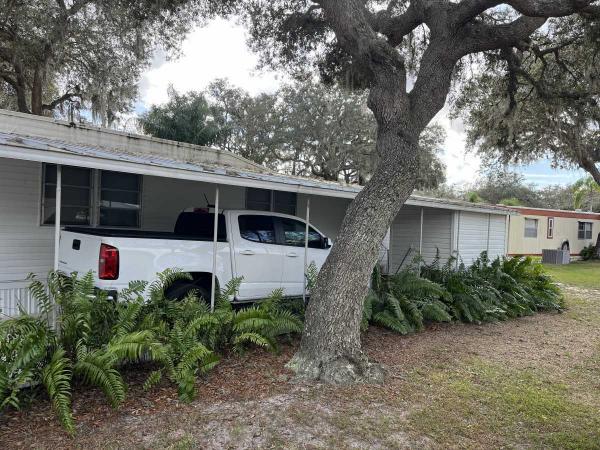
top-left (42, 347), bottom-right (74, 434)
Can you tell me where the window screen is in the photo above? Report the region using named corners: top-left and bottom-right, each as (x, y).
top-left (43, 164), bottom-right (92, 225)
top-left (280, 218), bottom-right (322, 248)
top-left (273, 191), bottom-right (297, 215)
top-left (238, 215), bottom-right (276, 244)
top-left (246, 188), bottom-right (297, 215)
top-left (524, 218), bottom-right (538, 238)
top-left (99, 171), bottom-right (141, 227)
top-left (246, 188), bottom-right (271, 211)
top-left (578, 222), bottom-right (592, 239)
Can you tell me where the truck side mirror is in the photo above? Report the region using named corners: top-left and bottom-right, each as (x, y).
top-left (322, 237), bottom-right (332, 249)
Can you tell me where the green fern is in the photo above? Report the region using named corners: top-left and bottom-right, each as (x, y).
top-left (42, 347), bottom-right (74, 434)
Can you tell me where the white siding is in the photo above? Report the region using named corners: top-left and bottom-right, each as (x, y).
top-left (488, 215), bottom-right (507, 259)
top-left (0, 158), bottom-right (52, 316)
top-left (457, 212), bottom-right (488, 264)
top-left (389, 206), bottom-right (422, 272)
top-left (421, 209), bottom-right (453, 263)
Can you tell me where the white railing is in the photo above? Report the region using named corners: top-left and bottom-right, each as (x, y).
top-left (0, 280), bottom-right (42, 319)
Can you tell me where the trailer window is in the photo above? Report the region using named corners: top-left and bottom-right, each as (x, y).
top-left (547, 217), bottom-right (554, 239)
top-left (246, 188), bottom-right (297, 215)
top-left (99, 171), bottom-right (141, 227)
top-left (238, 215), bottom-right (276, 244)
top-left (578, 222), bottom-right (592, 240)
top-left (524, 218), bottom-right (538, 238)
top-left (42, 164), bottom-right (92, 225)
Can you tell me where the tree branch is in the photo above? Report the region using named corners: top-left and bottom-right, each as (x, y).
top-left (369, 1), bottom-right (424, 47)
top-left (456, 15), bottom-right (545, 57)
top-left (42, 91), bottom-right (81, 111)
top-left (453, 0), bottom-right (597, 23)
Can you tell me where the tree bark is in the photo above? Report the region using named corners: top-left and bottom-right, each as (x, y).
top-left (31, 67), bottom-right (44, 115)
top-left (288, 124), bottom-right (420, 383)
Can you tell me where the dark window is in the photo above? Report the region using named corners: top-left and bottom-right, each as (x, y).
top-left (246, 188), bottom-right (271, 211)
top-left (280, 218), bottom-right (322, 248)
top-left (273, 191), bottom-right (297, 215)
top-left (99, 171), bottom-right (141, 227)
top-left (547, 217), bottom-right (554, 239)
top-left (43, 164), bottom-right (92, 225)
top-left (238, 215), bottom-right (276, 244)
top-left (246, 188), bottom-right (297, 215)
top-left (578, 221), bottom-right (592, 240)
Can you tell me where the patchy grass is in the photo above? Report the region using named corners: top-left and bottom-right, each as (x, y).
top-left (543, 260), bottom-right (600, 289)
top-left (2, 290), bottom-right (600, 449)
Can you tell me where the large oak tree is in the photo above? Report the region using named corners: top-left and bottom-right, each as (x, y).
top-left (216, 0), bottom-right (600, 384)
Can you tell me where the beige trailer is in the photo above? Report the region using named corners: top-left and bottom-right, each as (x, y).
top-left (507, 206), bottom-right (600, 258)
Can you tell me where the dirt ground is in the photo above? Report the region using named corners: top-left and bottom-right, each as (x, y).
top-left (2, 285), bottom-right (599, 449)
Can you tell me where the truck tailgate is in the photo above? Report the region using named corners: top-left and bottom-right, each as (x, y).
top-left (58, 230), bottom-right (102, 276)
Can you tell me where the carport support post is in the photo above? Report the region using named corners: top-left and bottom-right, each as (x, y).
top-left (53, 165), bottom-right (62, 271)
top-left (210, 186), bottom-right (219, 312)
top-left (303, 196), bottom-right (310, 304)
top-left (418, 207), bottom-right (424, 272)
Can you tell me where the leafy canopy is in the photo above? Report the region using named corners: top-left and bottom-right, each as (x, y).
top-left (0, 0), bottom-right (207, 124)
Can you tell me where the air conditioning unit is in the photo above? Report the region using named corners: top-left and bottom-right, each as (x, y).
top-left (542, 249), bottom-right (570, 265)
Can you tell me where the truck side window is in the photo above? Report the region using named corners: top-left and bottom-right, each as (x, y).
top-left (238, 215), bottom-right (276, 244)
top-left (280, 218), bottom-right (322, 248)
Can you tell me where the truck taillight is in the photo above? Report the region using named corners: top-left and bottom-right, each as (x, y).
top-left (99, 244), bottom-right (119, 280)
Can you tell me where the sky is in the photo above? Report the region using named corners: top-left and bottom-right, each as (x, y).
top-left (137, 19), bottom-right (586, 188)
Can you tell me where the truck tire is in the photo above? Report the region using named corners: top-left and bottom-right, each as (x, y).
top-left (164, 280), bottom-right (210, 303)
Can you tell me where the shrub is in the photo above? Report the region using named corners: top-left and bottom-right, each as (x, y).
top-left (0, 269), bottom-right (304, 433)
top-left (365, 252), bottom-right (563, 333)
top-left (580, 244), bottom-right (598, 261)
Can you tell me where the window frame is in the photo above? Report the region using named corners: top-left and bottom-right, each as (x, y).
top-left (524, 218), bottom-right (538, 238)
top-left (245, 188), bottom-right (297, 216)
top-left (578, 221), bottom-right (593, 240)
top-left (41, 164), bottom-right (93, 226)
top-left (547, 217), bottom-right (554, 239)
top-left (98, 170), bottom-right (143, 228)
top-left (40, 164), bottom-right (143, 229)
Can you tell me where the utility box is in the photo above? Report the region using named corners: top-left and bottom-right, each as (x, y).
top-left (542, 249), bottom-right (570, 265)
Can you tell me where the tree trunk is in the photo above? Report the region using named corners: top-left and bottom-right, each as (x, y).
top-left (31, 68), bottom-right (44, 115)
top-left (288, 127), bottom-right (420, 383)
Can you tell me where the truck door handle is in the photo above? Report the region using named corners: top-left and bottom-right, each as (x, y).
top-left (240, 250), bottom-right (255, 255)
top-left (286, 252), bottom-right (299, 257)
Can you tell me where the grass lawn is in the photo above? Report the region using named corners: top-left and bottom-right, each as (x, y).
top-left (543, 260), bottom-right (600, 289)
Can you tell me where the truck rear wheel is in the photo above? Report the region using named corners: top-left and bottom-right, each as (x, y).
top-left (164, 280), bottom-right (210, 303)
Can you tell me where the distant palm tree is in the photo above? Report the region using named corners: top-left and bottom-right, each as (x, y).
top-left (573, 177), bottom-right (600, 212)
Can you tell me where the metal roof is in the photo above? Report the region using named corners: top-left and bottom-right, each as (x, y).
top-left (0, 130), bottom-right (513, 215)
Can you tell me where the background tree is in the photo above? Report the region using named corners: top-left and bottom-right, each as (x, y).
top-left (0, 0), bottom-right (203, 125)
top-left (214, 0), bottom-right (600, 383)
top-left (473, 171), bottom-right (542, 206)
top-left (452, 14), bottom-right (600, 185)
top-left (139, 87), bottom-right (223, 146)
top-left (573, 176), bottom-right (600, 211)
top-left (142, 79), bottom-right (448, 187)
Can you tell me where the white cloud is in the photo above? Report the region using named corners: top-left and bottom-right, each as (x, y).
top-left (139, 19), bottom-right (282, 107)
top-left (432, 109), bottom-right (481, 187)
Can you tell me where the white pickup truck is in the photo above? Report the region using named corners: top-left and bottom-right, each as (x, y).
top-left (58, 209), bottom-right (332, 301)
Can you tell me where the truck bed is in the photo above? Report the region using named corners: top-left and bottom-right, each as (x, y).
top-left (63, 226), bottom-right (227, 242)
